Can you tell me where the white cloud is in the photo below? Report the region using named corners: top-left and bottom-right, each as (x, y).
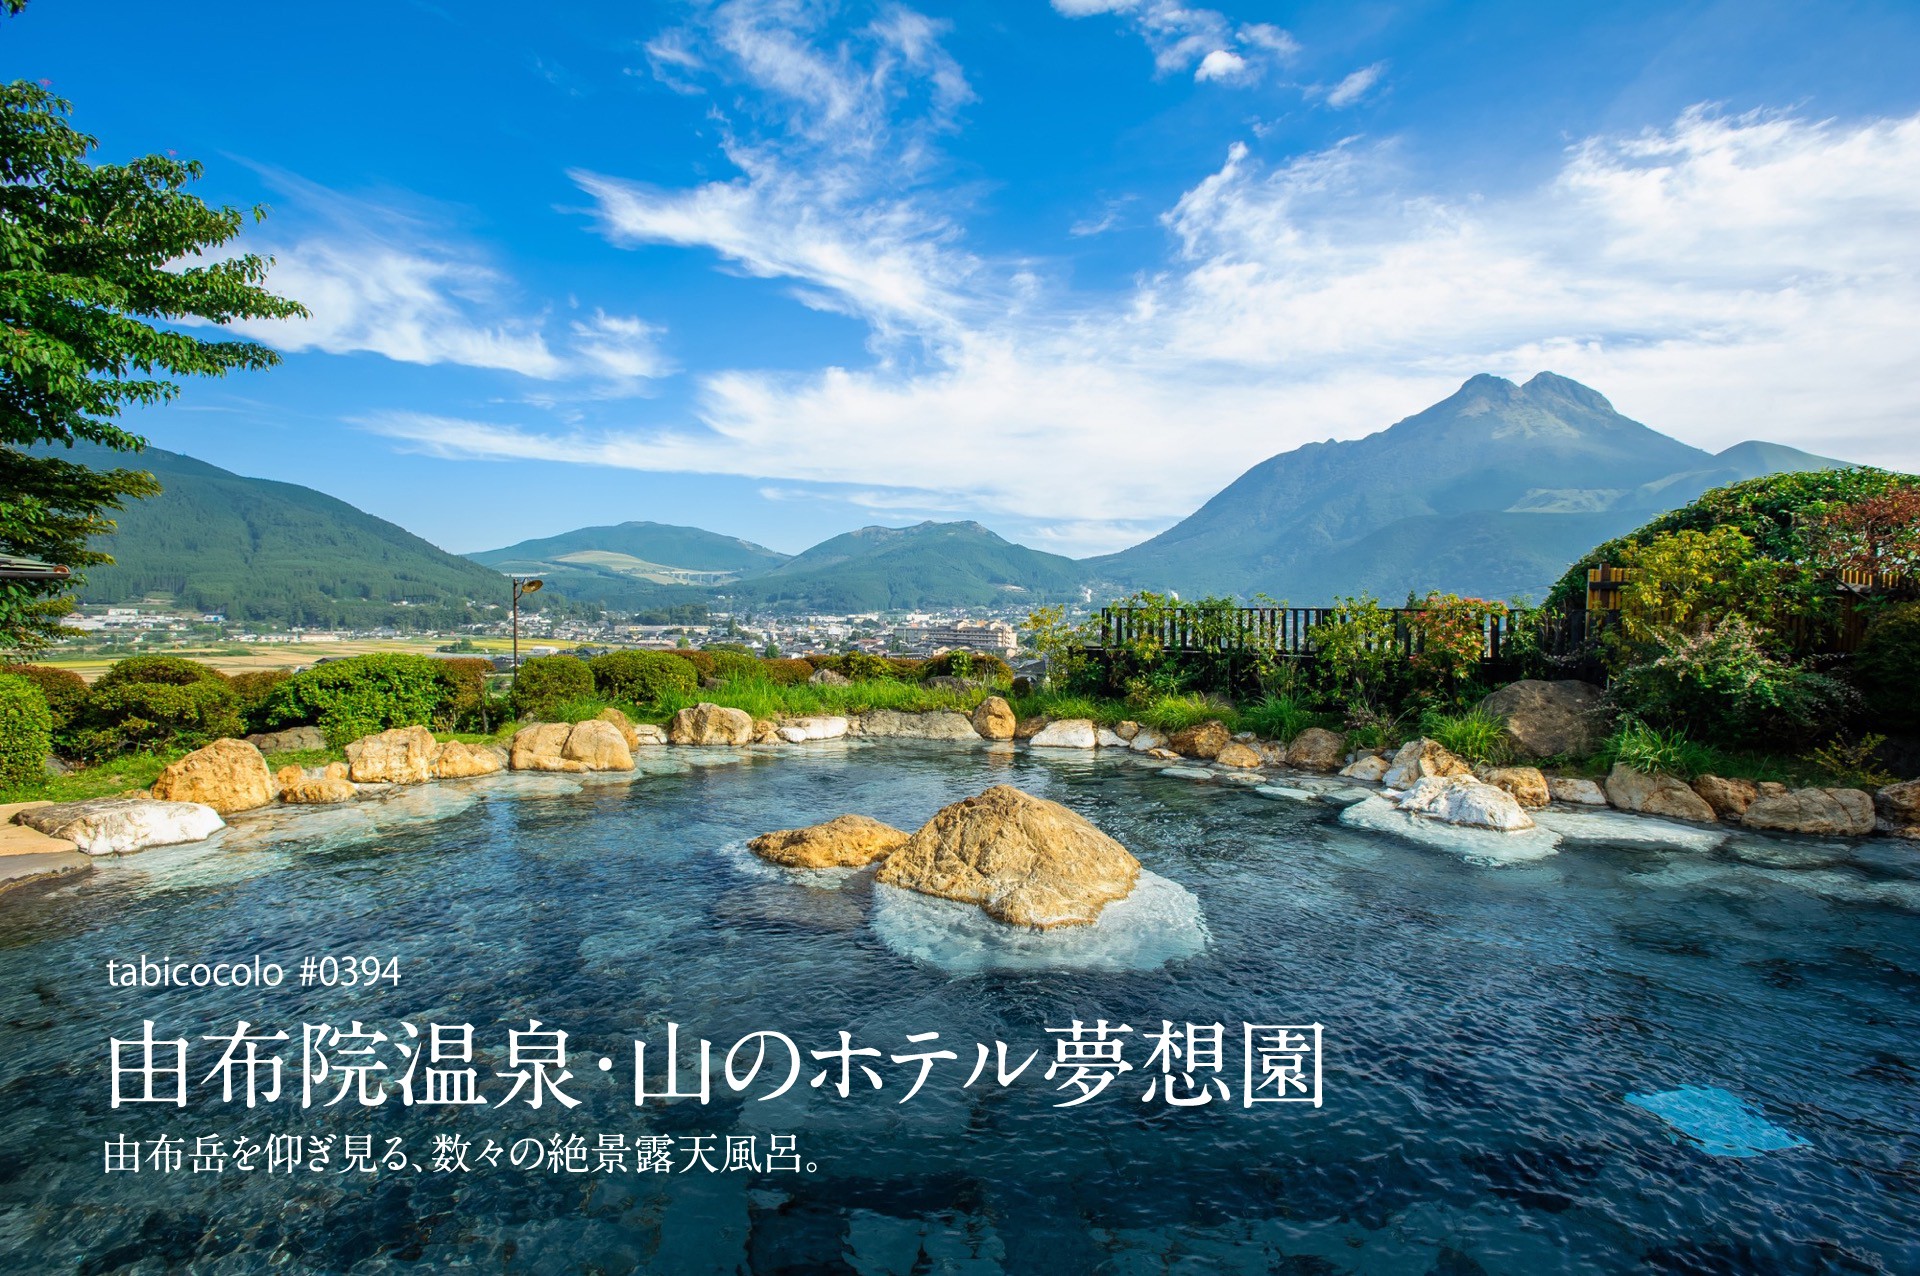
top-left (1051, 0), bottom-right (1299, 85)
top-left (1323, 61), bottom-right (1385, 108)
top-left (417, 103), bottom-right (1920, 555)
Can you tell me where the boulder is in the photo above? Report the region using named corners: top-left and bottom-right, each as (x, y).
top-left (630, 723), bottom-right (668, 747)
top-left (1380, 738), bottom-right (1472, 790)
top-left (1339, 754), bottom-right (1391, 784)
top-left (1113, 721), bottom-right (1141, 741)
top-left (1756, 781), bottom-right (1789, 799)
top-left (345, 726), bottom-right (439, 785)
top-left (1692, 774), bottom-right (1759, 822)
top-left (1603, 764), bottom-right (1716, 823)
top-left (748, 814), bottom-right (909, 869)
top-left (776, 715), bottom-right (850, 744)
top-left (1476, 680), bottom-right (1606, 759)
top-left (1395, 775), bottom-right (1536, 832)
top-left (809, 668), bottom-right (851, 686)
top-left (1127, 728), bottom-right (1168, 753)
top-left (244, 726), bottom-right (328, 754)
top-left (1013, 717), bottom-right (1048, 741)
top-left (1029, 719), bottom-right (1098, 748)
top-left (1876, 779), bottom-right (1920, 838)
top-left (432, 740), bottom-right (503, 780)
top-left (668, 703), bottom-right (755, 746)
top-left (150, 738), bottom-right (275, 814)
top-left (752, 719), bottom-right (782, 744)
top-left (1145, 747), bottom-right (1181, 761)
top-left (1284, 728), bottom-right (1346, 773)
top-left (971, 696), bottom-right (1016, 741)
top-left (1482, 765), bottom-right (1550, 810)
top-left (850, 710), bottom-right (979, 741)
top-left (1740, 787), bottom-right (1876, 837)
top-left (277, 763), bottom-right (356, 805)
top-left (1168, 720), bottom-right (1230, 760)
top-left (1095, 727), bottom-right (1129, 749)
top-left (561, 719), bottom-right (635, 771)
top-left (510, 723), bottom-right (581, 772)
top-left (13, 797), bottom-right (224, 856)
top-left (1546, 777), bottom-right (1609, 807)
top-left (875, 785), bottom-right (1140, 929)
top-left (1214, 741), bottom-right (1263, 769)
top-left (596, 707), bottom-right (642, 749)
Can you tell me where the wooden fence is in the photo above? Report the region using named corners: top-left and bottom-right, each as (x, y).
top-left (1093, 603), bottom-right (1612, 666)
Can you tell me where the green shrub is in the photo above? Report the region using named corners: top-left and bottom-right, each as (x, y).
top-left (436, 657), bottom-right (497, 726)
top-left (228, 669), bottom-right (291, 731)
top-left (921, 650), bottom-right (1012, 683)
top-left (1418, 707), bottom-right (1512, 766)
top-left (1239, 694), bottom-right (1329, 744)
top-left (260, 653), bottom-right (463, 746)
top-left (71, 680), bottom-right (244, 760)
top-left (1609, 617), bottom-right (1853, 746)
top-left (761, 658), bottom-right (816, 685)
top-left (0, 663), bottom-right (88, 736)
top-left (707, 650), bottom-right (763, 683)
top-left (591, 650), bottom-right (700, 706)
top-left (509, 655), bottom-right (594, 720)
top-left (673, 650), bottom-right (717, 680)
top-left (0, 674), bottom-right (53, 786)
top-left (96, 655), bottom-right (228, 690)
top-left (842, 652), bottom-right (896, 682)
top-left (1597, 721), bottom-right (1710, 778)
top-left (1850, 602), bottom-right (1920, 723)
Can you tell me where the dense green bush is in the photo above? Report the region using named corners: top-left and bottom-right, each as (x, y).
top-left (841, 652), bottom-right (897, 682)
top-left (590, 650), bottom-right (698, 706)
top-left (64, 655), bottom-right (242, 760)
top-left (707, 650), bottom-right (763, 683)
top-left (261, 653), bottom-right (463, 745)
top-left (0, 663), bottom-right (87, 738)
top-left (672, 650), bottom-right (717, 680)
top-left (437, 657), bottom-right (496, 723)
top-left (1608, 617), bottom-right (1852, 746)
top-left (761, 658), bottom-right (816, 685)
top-left (1850, 602), bottom-right (1920, 723)
top-left (921, 650), bottom-right (1012, 683)
top-left (0, 674), bottom-right (53, 786)
top-left (227, 669), bottom-right (291, 731)
top-left (509, 655), bottom-right (594, 720)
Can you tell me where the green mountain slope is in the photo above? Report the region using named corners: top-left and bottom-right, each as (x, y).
top-left (38, 441), bottom-right (516, 628)
top-left (726, 521), bottom-right (1087, 612)
top-left (467, 520), bottom-right (790, 609)
top-left (1089, 372), bottom-right (1853, 603)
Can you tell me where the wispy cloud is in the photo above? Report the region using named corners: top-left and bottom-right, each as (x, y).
top-left (1051, 1), bottom-right (1300, 84)
top-left (407, 96), bottom-right (1920, 555)
top-left (1322, 61), bottom-right (1386, 108)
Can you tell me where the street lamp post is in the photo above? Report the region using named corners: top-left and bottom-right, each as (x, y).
top-left (510, 576), bottom-right (543, 670)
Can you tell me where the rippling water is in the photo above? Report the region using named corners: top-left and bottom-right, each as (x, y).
top-left (0, 744), bottom-right (1915, 1274)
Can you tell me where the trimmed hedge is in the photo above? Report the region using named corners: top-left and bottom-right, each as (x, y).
top-left (0, 663), bottom-right (88, 735)
top-left (509, 655), bottom-right (594, 719)
top-left (68, 655), bottom-right (243, 760)
top-left (261, 653), bottom-right (465, 746)
top-left (761, 658), bottom-right (816, 685)
top-left (228, 669), bottom-right (291, 732)
top-left (0, 673), bottom-right (52, 787)
top-left (590, 650), bottom-right (698, 706)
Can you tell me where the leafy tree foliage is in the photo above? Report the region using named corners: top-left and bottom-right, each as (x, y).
top-left (1, 67), bottom-right (304, 651)
top-left (0, 670), bottom-right (51, 784)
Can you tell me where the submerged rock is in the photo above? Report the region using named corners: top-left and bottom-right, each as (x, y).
top-left (151, 738), bottom-right (275, 814)
top-left (748, 814), bottom-right (908, 869)
top-left (1692, 774), bottom-right (1758, 822)
top-left (1483, 765), bottom-right (1550, 811)
top-left (971, 696), bottom-right (1016, 741)
top-left (1477, 679), bottom-right (1606, 759)
top-left (1168, 720), bottom-right (1230, 760)
top-left (668, 703), bottom-right (755, 746)
top-left (14, 797), bottom-right (224, 856)
top-left (1740, 787), bottom-right (1876, 837)
top-left (875, 785), bottom-right (1141, 929)
top-left (1604, 765), bottom-right (1716, 824)
top-left (1339, 795), bottom-right (1561, 864)
top-left (1380, 737), bottom-right (1472, 789)
top-left (346, 726), bottom-right (439, 784)
top-left (1532, 808), bottom-right (1728, 852)
top-left (1396, 775), bottom-right (1536, 832)
top-left (1284, 728), bottom-right (1346, 773)
top-left (1029, 718), bottom-right (1098, 748)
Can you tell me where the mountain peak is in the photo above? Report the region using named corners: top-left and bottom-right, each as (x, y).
top-left (1521, 371), bottom-right (1616, 414)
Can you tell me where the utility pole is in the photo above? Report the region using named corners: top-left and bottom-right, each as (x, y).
top-left (510, 576), bottom-right (543, 670)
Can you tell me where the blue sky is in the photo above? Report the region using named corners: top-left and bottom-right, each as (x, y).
top-left (8, 0), bottom-right (1920, 557)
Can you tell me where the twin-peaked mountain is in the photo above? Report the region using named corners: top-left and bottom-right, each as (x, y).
top-left (53, 372), bottom-right (1855, 621)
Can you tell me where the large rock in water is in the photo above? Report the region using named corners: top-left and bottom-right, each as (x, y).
top-left (1546, 776), bottom-right (1609, 806)
top-left (510, 721), bottom-right (635, 771)
top-left (1741, 787), bottom-right (1876, 837)
top-left (596, 707), bottom-right (642, 749)
top-left (346, 726), bottom-right (439, 784)
top-left (1877, 779), bottom-right (1920, 839)
top-left (1692, 774), bottom-right (1758, 822)
top-left (748, 814), bottom-right (909, 868)
top-left (776, 715), bottom-right (849, 743)
top-left (1395, 775), bottom-right (1536, 832)
top-left (1604, 764), bottom-right (1716, 823)
top-left (1381, 738), bottom-right (1472, 789)
top-left (432, 740), bottom-right (503, 779)
top-left (1340, 753), bottom-right (1390, 783)
top-left (1214, 741), bottom-right (1262, 769)
top-left (875, 785), bottom-right (1141, 929)
top-left (276, 763), bottom-right (356, 805)
top-left (1168, 720), bottom-right (1230, 760)
top-left (1477, 680), bottom-right (1605, 759)
top-left (971, 696), bottom-right (1016, 741)
top-left (1285, 728), bottom-right (1346, 773)
top-left (1029, 719), bottom-right (1097, 748)
top-left (850, 710), bottom-right (979, 740)
top-left (1482, 765), bottom-right (1550, 810)
top-left (150, 738), bottom-right (275, 814)
top-left (13, 797), bottom-right (224, 855)
top-left (668, 703), bottom-right (755, 746)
